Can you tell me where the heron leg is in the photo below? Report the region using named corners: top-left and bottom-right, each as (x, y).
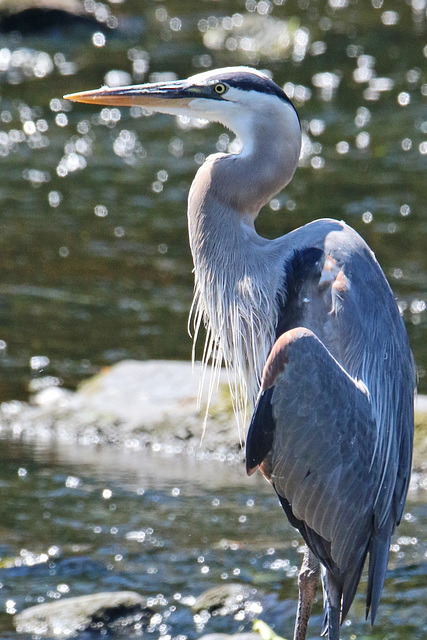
top-left (293, 547), bottom-right (320, 640)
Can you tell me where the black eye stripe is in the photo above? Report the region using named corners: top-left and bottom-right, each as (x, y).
top-left (206, 72), bottom-right (299, 124)
top-left (214, 72), bottom-right (293, 106)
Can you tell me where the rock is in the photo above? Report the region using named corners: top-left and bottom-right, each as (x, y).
top-left (415, 394), bottom-right (427, 415)
top-left (413, 395), bottom-right (427, 473)
top-left (252, 617), bottom-right (289, 640)
top-left (0, 0), bottom-right (112, 34)
top-left (193, 583), bottom-right (262, 615)
top-left (0, 360), bottom-right (241, 459)
top-left (14, 591), bottom-right (154, 637)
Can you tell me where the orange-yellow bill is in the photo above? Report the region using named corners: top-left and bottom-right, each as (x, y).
top-left (64, 80), bottom-right (202, 109)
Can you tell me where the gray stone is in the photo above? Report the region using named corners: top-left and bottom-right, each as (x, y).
top-left (0, 0), bottom-right (107, 35)
top-left (193, 583), bottom-right (261, 615)
top-left (14, 590), bottom-right (153, 637)
top-left (0, 360), bottom-right (242, 459)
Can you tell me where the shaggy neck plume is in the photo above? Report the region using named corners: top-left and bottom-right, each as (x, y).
top-left (187, 111), bottom-right (301, 419)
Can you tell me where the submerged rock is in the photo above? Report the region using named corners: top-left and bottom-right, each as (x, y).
top-left (14, 590), bottom-right (154, 637)
top-left (193, 583), bottom-right (262, 615)
top-left (193, 589), bottom-right (295, 640)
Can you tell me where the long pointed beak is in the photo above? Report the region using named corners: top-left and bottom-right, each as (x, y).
top-left (64, 80), bottom-right (201, 109)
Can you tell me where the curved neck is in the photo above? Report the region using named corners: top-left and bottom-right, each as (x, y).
top-left (188, 106), bottom-right (301, 260)
top-left (187, 109), bottom-right (300, 408)
top-left (198, 109), bottom-right (299, 209)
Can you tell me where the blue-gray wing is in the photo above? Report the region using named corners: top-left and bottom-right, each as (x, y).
top-left (323, 235), bottom-right (415, 620)
top-left (275, 227), bottom-right (415, 540)
top-left (248, 223), bottom-right (415, 620)
top-left (246, 328), bottom-right (381, 619)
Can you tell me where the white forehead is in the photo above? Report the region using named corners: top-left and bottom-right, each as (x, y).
top-left (188, 66), bottom-right (270, 85)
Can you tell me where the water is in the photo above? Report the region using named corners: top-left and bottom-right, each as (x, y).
top-left (0, 0), bottom-right (425, 399)
top-left (0, 3), bottom-right (426, 638)
top-left (0, 439), bottom-right (426, 640)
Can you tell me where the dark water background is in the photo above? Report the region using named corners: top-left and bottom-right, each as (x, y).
top-left (0, 1), bottom-right (426, 639)
top-left (0, 0), bottom-right (425, 399)
top-left (0, 439), bottom-right (426, 640)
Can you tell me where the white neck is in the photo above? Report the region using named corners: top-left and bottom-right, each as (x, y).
top-left (187, 98), bottom-right (301, 418)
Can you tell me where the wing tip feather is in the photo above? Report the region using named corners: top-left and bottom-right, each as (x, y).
top-left (246, 462), bottom-right (259, 476)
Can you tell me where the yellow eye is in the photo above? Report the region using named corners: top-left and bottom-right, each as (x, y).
top-left (214, 83), bottom-right (227, 95)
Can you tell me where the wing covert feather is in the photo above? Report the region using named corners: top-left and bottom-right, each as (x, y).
top-left (260, 329), bottom-right (381, 577)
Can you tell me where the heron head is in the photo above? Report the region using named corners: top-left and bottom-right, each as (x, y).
top-left (64, 66), bottom-right (300, 155)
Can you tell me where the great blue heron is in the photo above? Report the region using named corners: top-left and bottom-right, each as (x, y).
top-left (65, 67), bottom-right (415, 640)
